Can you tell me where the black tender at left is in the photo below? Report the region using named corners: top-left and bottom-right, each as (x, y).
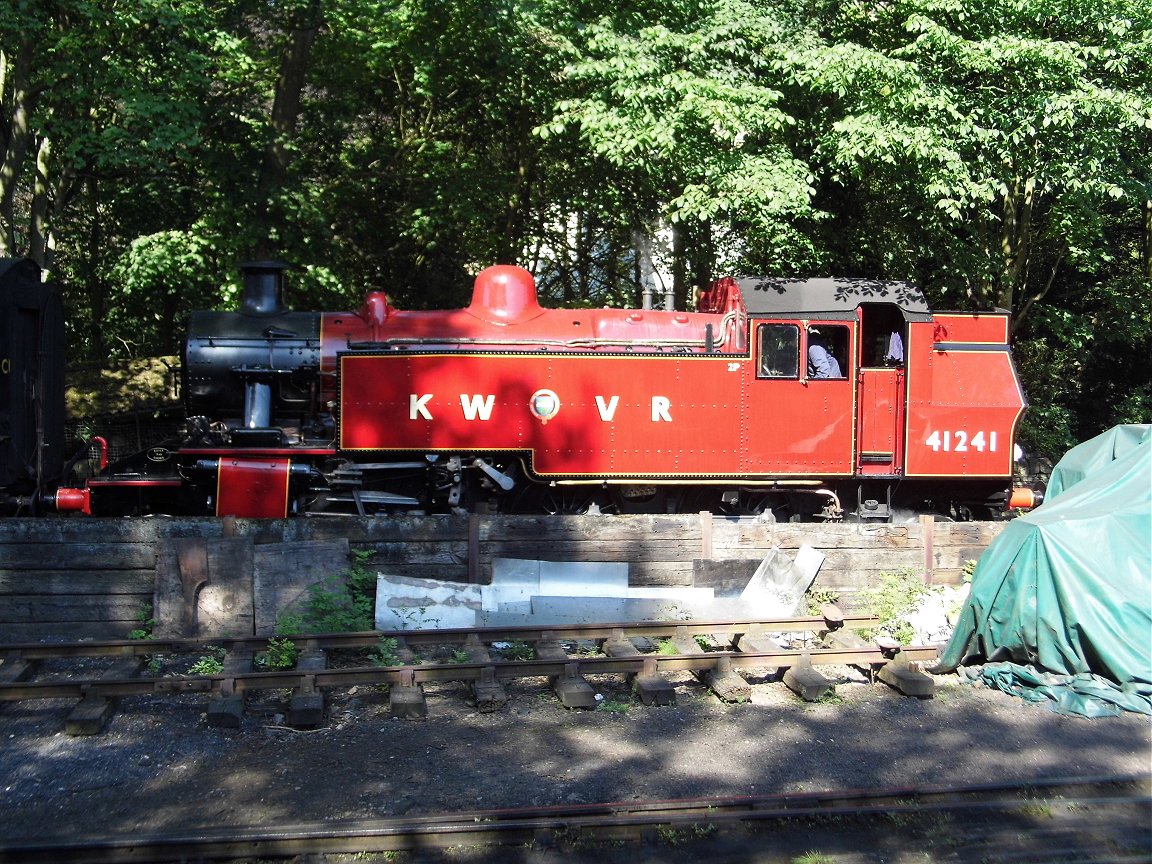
top-left (0, 258), bottom-right (68, 515)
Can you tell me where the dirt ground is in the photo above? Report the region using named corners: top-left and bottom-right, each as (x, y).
top-left (1, 662), bottom-right (1149, 862)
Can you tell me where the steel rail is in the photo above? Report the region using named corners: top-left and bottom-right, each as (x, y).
top-left (0, 613), bottom-right (879, 659)
top-left (0, 644), bottom-right (939, 702)
top-left (1, 775), bottom-right (1145, 864)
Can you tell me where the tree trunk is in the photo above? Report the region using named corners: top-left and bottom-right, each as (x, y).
top-left (0, 40), bottom-right (38, 256)
top-left (28, 136), bottom-right (51, 268)
top-left (500, 77), bottom-right (534, 264)
top-left (1144, 199), bottom-right (1151, 281)
top-left (999, 178), bottom-right (1035, 312)
top-left (672, 223), bottom-right (686, 311)
top-left (82, 176), bottom-right (107, 363)
top-left (253, 0), bottom-right (324, 257)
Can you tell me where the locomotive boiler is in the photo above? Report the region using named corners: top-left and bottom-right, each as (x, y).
top-left (5, 258), bottom-right (1034, 521)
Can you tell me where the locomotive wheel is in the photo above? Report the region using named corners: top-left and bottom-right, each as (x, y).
top-left (538, 487), bottom-right (618, 516)
top-left (716, 489), bottom-right (775, 518)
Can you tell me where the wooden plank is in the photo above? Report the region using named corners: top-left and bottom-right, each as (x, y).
top-left (0, 543), bottom-right (157, 570)
top-left (0, 515), bottom-right (473, 546)
top-left (384, 563), bottom-right (468, 583)
top-left (479, 514), bottom-right (703, 544)
top-left (930, 548), bottom-right (990, 570)
top-left (0, 515), bottom-right (1002, 549)
top-left (0, 594), bottom-right (150, 623)
top-left (711, 520), bottom-right (924, 552)
top-left (927, 569), bottom-right (968, 586)
top-left (252, 539), bottom-right (350, 636)
top-left (0, 519), bottom-right (168, 544)
top-left (627, 562), bottom-right (694, 586)
top-left (154, 537), bottom-right (255, 638)
top-left (693, 559), bottom-right (759, 597)
top-left (921, 514), bottom-right (935, 581)
top-left (480, 541), bottom-right (703, 562)
top-left (806, 574), bottom-right (895, 593)
top-left (0, 621), bottom-right (140, 641)
top-left (349, 542), bottom-right (469, 566)
top-left (468, 514), bottom-right (481, 583)
top-left (811, 549), bottom-right (923, 573)
top-left (249, 515), bottom-right (469, 544)
top-left (197, 539), bottom-right (257, 638)
top-left (933, 521), bottom-right (1008, 545)
top-left (0, 570), bottom-right (154, 594)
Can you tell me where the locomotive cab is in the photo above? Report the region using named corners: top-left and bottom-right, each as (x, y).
top-left (730, 275), bottom-right (1024, 521)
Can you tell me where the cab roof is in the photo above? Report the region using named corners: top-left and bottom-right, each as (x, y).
top-left (734, 276), bottom-right (934, 322)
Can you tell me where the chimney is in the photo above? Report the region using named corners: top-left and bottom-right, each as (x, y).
top-left (239, 260), bottom-right (289, 315)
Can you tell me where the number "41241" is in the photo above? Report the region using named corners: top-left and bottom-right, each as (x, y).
top-left (924, 430), bottom-right (998, 452)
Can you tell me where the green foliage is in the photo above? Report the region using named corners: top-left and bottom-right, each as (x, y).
top-left (793, 853), bottom-right (836, 864)
top-left (961, 559), bottom-right (979, 583)
top-left (858, 570), bottom-right (931, 645)
top-left (570, 640), bottom-right (604, 658)
top-left (804, 587), bottom-right (842, 616)
top-left (188, 646), bottom-right (226, 676)
top-left (128, 603), bottom-right (155, 641)
top-left (392, 606), bottom-right (442, 630)
top-left (656, 822), bottom-right (717, 845)
top-left (370, 636), bottom-right (405, 668)
top-left (255, 637), bottom-right (298, 671)
top-left (595, 698), bottom-right (632, 713)
top-left (276, 550), bottom-right (376, 635)
top-left (2, 0), bottom-right (1144, 453)
top-left (104, 227), bottom-right (226, 359)
top-left (129, 602), bottom-right (161, 673)
top-left (496, 640), bottom-right (535, 661)
top-left (656, 639), bottom-right (680, 656)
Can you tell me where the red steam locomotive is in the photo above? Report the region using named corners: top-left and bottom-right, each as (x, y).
top-left (2, 259), bottom-right (1033, 521)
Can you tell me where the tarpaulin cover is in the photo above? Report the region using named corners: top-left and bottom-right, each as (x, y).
top-left (937, 425), bottom-right (1152, 716)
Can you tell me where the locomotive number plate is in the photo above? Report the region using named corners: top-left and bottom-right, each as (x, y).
top-left (924, 429), bottom-right (998, 453)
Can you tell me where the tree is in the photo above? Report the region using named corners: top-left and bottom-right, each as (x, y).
top-left (538, 0), bottom-right (819, 304)
top-left (778, 0), bottom-right (1150, 310)
top-left (0, 0), bottom-right (248, 359)
top-left (774, 0), bottom-right (1151, 457)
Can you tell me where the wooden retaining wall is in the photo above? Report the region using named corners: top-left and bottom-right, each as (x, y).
top-left (0, 515), bottom-right (1007, 641)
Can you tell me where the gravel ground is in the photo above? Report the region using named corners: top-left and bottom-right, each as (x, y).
top-left (1, 661), bottom-right (1149, 862)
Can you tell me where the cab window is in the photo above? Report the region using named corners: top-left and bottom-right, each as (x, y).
top-left (860, 303), bottom-right (904, 368)
top-left (757, 324), bottom-right (799, 379)
top-left (806, 325), bottom-right (849, 379)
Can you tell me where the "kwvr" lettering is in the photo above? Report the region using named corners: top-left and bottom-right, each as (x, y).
top-left (407, 394), bottom-right (672, 422)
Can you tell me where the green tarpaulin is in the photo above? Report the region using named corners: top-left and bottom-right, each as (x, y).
top-left (937, 425), bottom-right (1152, 716)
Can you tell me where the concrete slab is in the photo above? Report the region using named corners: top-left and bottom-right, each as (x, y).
top-left (537, 560), bottom-right (628, 596)
top-left (625, 586), bottom-right (715, 601)
top-left (531, 596), bottom-right (628, 623)
top-left (475, 610), bottom-right (535, 627)
top-left (739, 544), bottom-right (825, 617)
top-left (375, 574), bottom-right (483, 630)
top-left (485, 558), bottom-right (542, 611)
top-left (476, 594), bottom-right (808, 628)
top-left (378, 552), bottom-right (813, 630)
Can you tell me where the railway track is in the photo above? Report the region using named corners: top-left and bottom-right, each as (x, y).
top-left (1, 775), bottom-right (1146, 863)
top-left (0, 612), bottom-right (938, 733)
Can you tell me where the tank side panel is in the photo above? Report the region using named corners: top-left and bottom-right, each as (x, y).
top-left (932, 312), bottom-right (1010, 344)
top-left (904, 320), bottom-right (1025, 478)
top-left (339, 352), bottom-right (751, 476)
